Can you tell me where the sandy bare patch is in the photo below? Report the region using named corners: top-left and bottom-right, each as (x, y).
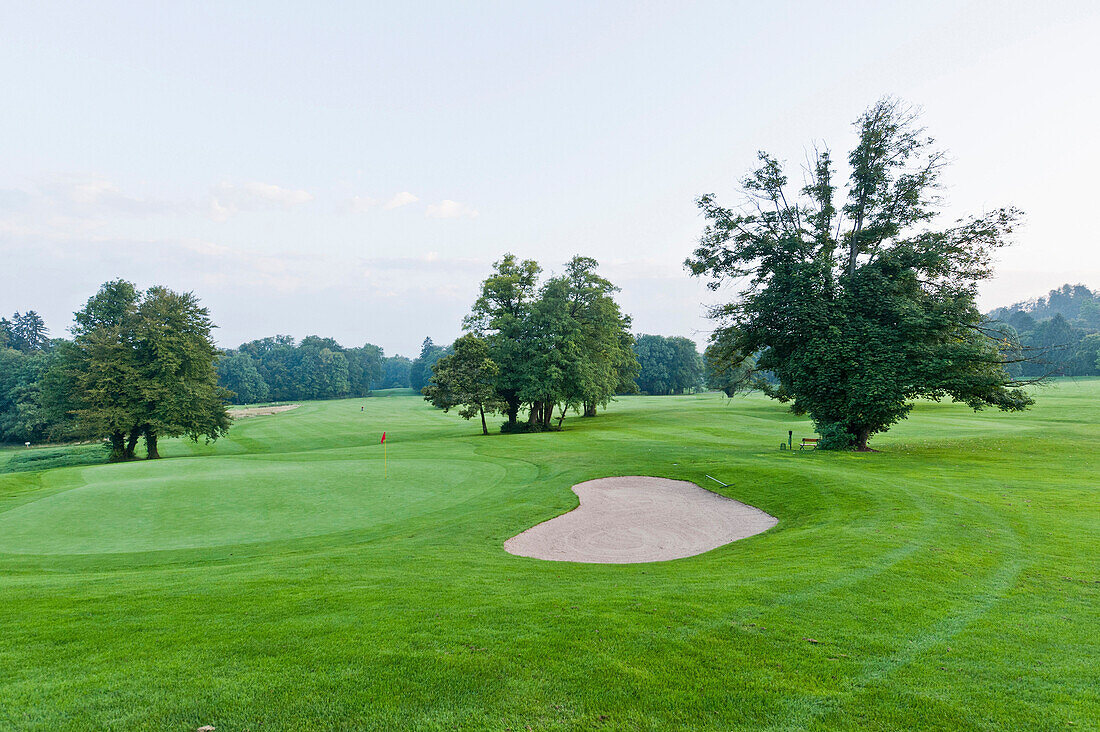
top-left (228, 404), bottom-right (300, 419)
top-left (504, 476), bottom-right (777, 563)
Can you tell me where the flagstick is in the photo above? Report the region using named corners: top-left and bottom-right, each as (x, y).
top-left (384, 439), bottom-right (388, 478)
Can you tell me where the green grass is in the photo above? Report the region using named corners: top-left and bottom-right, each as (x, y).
top-left (1, 381), bottom-right (1097, 730)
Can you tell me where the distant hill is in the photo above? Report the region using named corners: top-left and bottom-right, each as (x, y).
top-left (989, 284), bottom-right (1100, 329)
top-left (986, 284), bottom-right (1100, 378)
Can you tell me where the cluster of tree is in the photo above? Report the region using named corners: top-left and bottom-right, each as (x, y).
top-left (1, 280), bottom-right (229, 460)
top-left (425, 255), bottom-right (639, 432)
top-left (987, 285), bottom-right (1100, 377)
top-left (632, 334), bottom-right (704, 394)
top-left (687, 98), bottom-right (1032, 450)
top-left (215, 335), bottom-right (451, 404)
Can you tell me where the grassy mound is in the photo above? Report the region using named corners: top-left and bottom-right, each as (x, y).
top-left (0, 443), bottom-right (108, 474)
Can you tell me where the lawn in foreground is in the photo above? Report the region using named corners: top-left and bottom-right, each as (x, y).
top-left (0, 382), bottom-right (1097, 730)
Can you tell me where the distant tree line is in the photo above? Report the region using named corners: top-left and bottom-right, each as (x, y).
top-left (987, 284), bottom-right (1100, 377)
top-left (0, 288), bottom-right (464, 446)
top-left (214, 334), bottom-right (452, 404)
top-left (0, 280), bottom-right (228, 459)
top-left (217, 336), bottom-right (383, 403)
top-left (0, 312), bottom-right (53, 444)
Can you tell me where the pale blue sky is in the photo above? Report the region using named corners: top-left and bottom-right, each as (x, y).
top-left (3, 1), bottom-right (1098, 355)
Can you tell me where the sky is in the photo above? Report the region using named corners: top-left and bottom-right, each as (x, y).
top-left (2, 1), bottom-right (1098, 356)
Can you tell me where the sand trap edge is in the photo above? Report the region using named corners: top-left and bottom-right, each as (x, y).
top-left (503, 476), bottom-right (777, 564)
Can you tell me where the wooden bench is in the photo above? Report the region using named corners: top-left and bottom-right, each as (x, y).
top-left (799, 438), bottom-right (819, 451)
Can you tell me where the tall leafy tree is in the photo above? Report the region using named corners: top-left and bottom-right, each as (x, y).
top-left (61, 280), bottom-right (146, 460)
top-left (687, 99), bottom-right (1032, 450)
top-left (422, 334), bottom-right (504, 435)
top-left (347, 343), bottom-right (385, 396)
top-left (519, 276), bottom-right (585, 428)
top-left (464, 254), bottom-right (542, 425)
top-left (410, 337), bottom-right (450, 393)
top-left (132, 287), bottom-right (231, 458)
top-left (13, 311), bottom-right (50, 352)
top-left (560, 256), bottom-right (638, 417)
top-left (2, 311), bottom-right (50, 353)
top-left (633, 335), bottom-right (703, 395)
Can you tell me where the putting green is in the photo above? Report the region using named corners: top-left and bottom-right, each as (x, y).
top-left (0, 455), bottom-right (507, 554)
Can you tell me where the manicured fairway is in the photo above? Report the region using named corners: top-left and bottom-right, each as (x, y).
top-left (1, 383), bottom-right (1097, 730)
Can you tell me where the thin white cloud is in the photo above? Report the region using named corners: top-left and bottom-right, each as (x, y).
top-left (209, 181), bottom-right (314, 221)
top-left (67, 179), bottom-right (119, 204)
top-left (239, 181), bottom-right (314, 206)
top-left (38, 176), bottom-right (189, 216)
top-left (208, 197), bottom-right (233, 223)
top-left (383, 191), bottom-right (419, 210)
top-left (425, 199), bottom-right (478, 219)
top-left (343, 194), bottom-right (378, 213)
top-left (0, 177), bottom-right (191, 238)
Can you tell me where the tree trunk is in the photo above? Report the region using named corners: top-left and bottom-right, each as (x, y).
top-left (479, 405), bottom-right (488, 435)
top-left (855, 427), bottom-right (871, 451)
top-left (583, 401), bottom-right (597, 418)
top-left (556, 404), bottom-right (567, 429)
top-left (109, 431), bottom-right (126, 462)
top-left (123, 427), bottom-right (141, 460)
top-left (144, 426), bottom-right (161, 459)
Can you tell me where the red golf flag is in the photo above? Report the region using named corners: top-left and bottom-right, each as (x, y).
top-left (380, 432), bottom-right (386, 444)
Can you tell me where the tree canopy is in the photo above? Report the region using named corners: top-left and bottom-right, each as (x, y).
top-left (687, 99), bottom-right (1032, 450)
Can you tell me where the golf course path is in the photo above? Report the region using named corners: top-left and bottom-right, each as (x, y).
top-left (504, 476), bottom-right (777, 563)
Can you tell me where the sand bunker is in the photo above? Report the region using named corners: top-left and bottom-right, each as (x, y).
top-left (504, 476), bottom-right (777, 563)
top-left (228, 404), bottom-right (300, 419)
